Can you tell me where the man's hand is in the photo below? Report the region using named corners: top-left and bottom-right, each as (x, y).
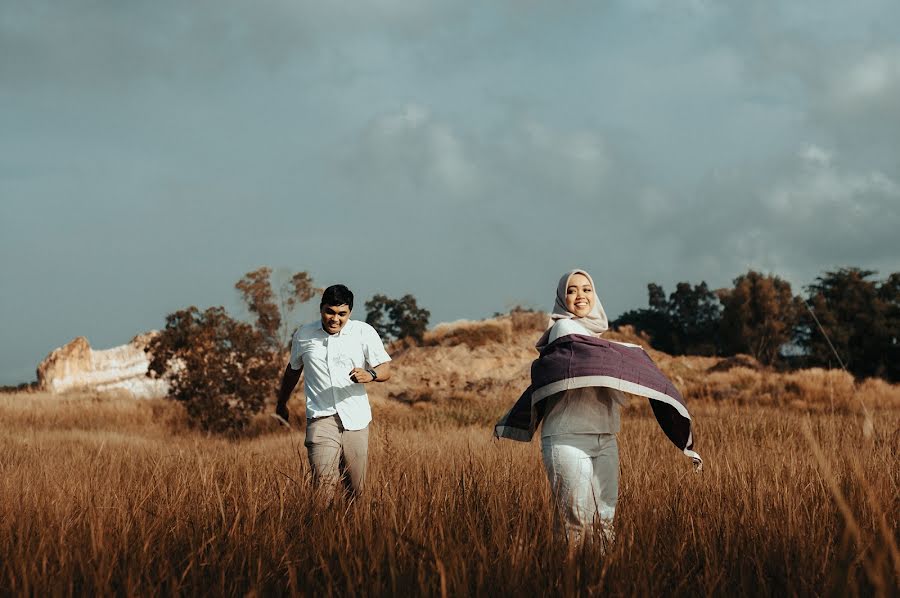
top-left (349, 368), bottom-right (375, 383)
top-left (275, 401), bottom-right (290, 425)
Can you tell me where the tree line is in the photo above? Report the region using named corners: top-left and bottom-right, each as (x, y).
top-left (613, 267), bottom-right (899, 382)
top-left (146, 265), bottom-right (897, 433)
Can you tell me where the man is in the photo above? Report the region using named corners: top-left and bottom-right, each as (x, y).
top-left (276, 284), bottom-right (392, 498)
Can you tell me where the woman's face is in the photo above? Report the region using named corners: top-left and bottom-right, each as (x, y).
top-left (564, 272), bottom-right (594, 318)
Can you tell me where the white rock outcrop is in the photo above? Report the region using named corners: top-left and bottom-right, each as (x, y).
top-left (37, 334), bottom-right (168, 398)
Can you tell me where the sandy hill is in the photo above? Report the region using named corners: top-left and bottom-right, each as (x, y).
top-left (369, 312), bottom-right (898, 414)
top-left (371, 312), bottom-right (718, 405)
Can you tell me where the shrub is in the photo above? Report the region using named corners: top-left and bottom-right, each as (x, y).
top-left (146, 268), bottom-right (317, 434)
top-left (146, 307), bottom-right (281, 434)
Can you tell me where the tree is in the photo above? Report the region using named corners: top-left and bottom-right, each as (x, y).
top-left (666, 281), bottom-right (722, 355)
top-left (613, 281), bottom-right (722, 355)
top-left (235, 267), bottom-right (317, 351)
top-left (234, 267), bottom-right (280, 347)
top-left (648, 282), bottom-right (667, 312)
top-left (879, 272), bottom-right (900, 381)
top-left (798, 268), bottom-right (899, 381)
top-left (146, 307), bottom-right (279, 433)
top-left (719, 271), bottom-right (802, 365)
top-left (147, 267), bottom-right (317, 433)
top-left (614, 305), bottom-right (675, 353)
top-left (365, 294), bottom-right (430, 342)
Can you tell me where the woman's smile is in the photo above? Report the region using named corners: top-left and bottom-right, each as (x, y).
top-left (565, 272), bottom-right (595, 317)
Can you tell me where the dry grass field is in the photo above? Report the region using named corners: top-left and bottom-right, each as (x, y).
top-left (1, 381), bottom-right (898, 597)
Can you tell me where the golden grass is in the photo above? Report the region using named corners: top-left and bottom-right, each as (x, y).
top-left (1, 390), bottom-right (898, 596)
top-left (680, 367), bottom-right (900, 413)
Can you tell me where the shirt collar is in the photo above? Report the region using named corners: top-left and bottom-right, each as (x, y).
top-left (319, 319), bottom-right (355, 337)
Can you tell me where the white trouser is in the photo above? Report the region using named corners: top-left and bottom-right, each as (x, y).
top-left (541, 433), bottom-right (619, 547)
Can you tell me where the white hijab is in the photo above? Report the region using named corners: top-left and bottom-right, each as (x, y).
top-left (535, 269), bottom-right (609, 349)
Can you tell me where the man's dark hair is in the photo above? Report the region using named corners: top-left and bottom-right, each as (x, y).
top-left (321, 284), bottom-right (354, 310)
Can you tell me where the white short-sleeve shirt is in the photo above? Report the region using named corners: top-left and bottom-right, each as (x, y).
top-left (289, 319), bottom-right (391, 430)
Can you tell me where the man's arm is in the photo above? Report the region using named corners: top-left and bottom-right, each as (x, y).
top-left (276, 363), bottom-right (303, 422)
top-left (372, 362), bottom-right (391, 382)
top-left (349, 362), bottom-right (391, 383)
top-left (354, 324), bottom-right (393, 383)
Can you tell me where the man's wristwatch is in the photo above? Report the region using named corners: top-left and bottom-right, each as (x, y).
top-left (366, 368), bottom-right (378, 381)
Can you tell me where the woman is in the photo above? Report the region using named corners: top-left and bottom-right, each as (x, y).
top-left (495, 269), bottom-right (701, 548)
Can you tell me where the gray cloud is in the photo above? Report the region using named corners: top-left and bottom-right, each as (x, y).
top-left (639, 144), bottom-right (900, 297)
top-left (1, 1), bottom-right (305, 87)
top-left (333, 103), bottom-right (619, 211)
top-left (0, 0), bottom-right (477, 89)
top-left (3, 1), bottom-right (900, 384)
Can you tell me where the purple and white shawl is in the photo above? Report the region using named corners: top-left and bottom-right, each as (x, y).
top-left (494, 332), bottom-right (703, 468)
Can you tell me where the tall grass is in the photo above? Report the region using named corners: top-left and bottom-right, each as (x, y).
top-left (1, 392), bottom-right (897, 596)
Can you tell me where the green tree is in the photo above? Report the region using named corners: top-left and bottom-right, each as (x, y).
top-left (799, 267), bottom-right (899, 381)
top-left (614, 305), bottom-right (674, 353)
top-left (667, 281), bottom-right (722, 355)
top-left (879, 273), bottom-right (900, 381)
top-left (719, 271), bottom-right (802, 365)
top-left (614, 281), bottom-right (721, 355)
top-left (365, 294), bottom-right (430, 342)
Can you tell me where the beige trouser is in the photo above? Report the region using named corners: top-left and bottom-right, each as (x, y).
top-left (541, 433), bottom-right (619, 548)
top-left (304, 415), bottom-right (369, 499)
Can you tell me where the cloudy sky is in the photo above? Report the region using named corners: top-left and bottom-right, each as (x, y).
top-left (2, 1), bottom-right (899, 384)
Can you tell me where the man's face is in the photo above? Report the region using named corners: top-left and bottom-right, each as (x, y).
top-left (320, 303), bottom-right (351, 335)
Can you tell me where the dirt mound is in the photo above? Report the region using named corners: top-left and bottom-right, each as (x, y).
top-left (377, 319), bottom-right (671, 406)
top-left (380, 314), bottom-right (538, 404)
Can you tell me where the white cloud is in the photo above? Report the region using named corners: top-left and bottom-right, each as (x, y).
top-left (830, 49), bottom-right (900, 106)
top-left (800, 144), bottom-right (832, 167)
top-left (341, 106), bottom-right (616, 204)
top-left (348, 104), bottom-right (479, 198)
top-left (765, 153), bottom-right (900, 218)
top-left (810, 45), bottom-right (900, 165)
top-left (643, 139), bottom-right (900, 297)
top-left (507, 121), bottom-right (612, 197)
